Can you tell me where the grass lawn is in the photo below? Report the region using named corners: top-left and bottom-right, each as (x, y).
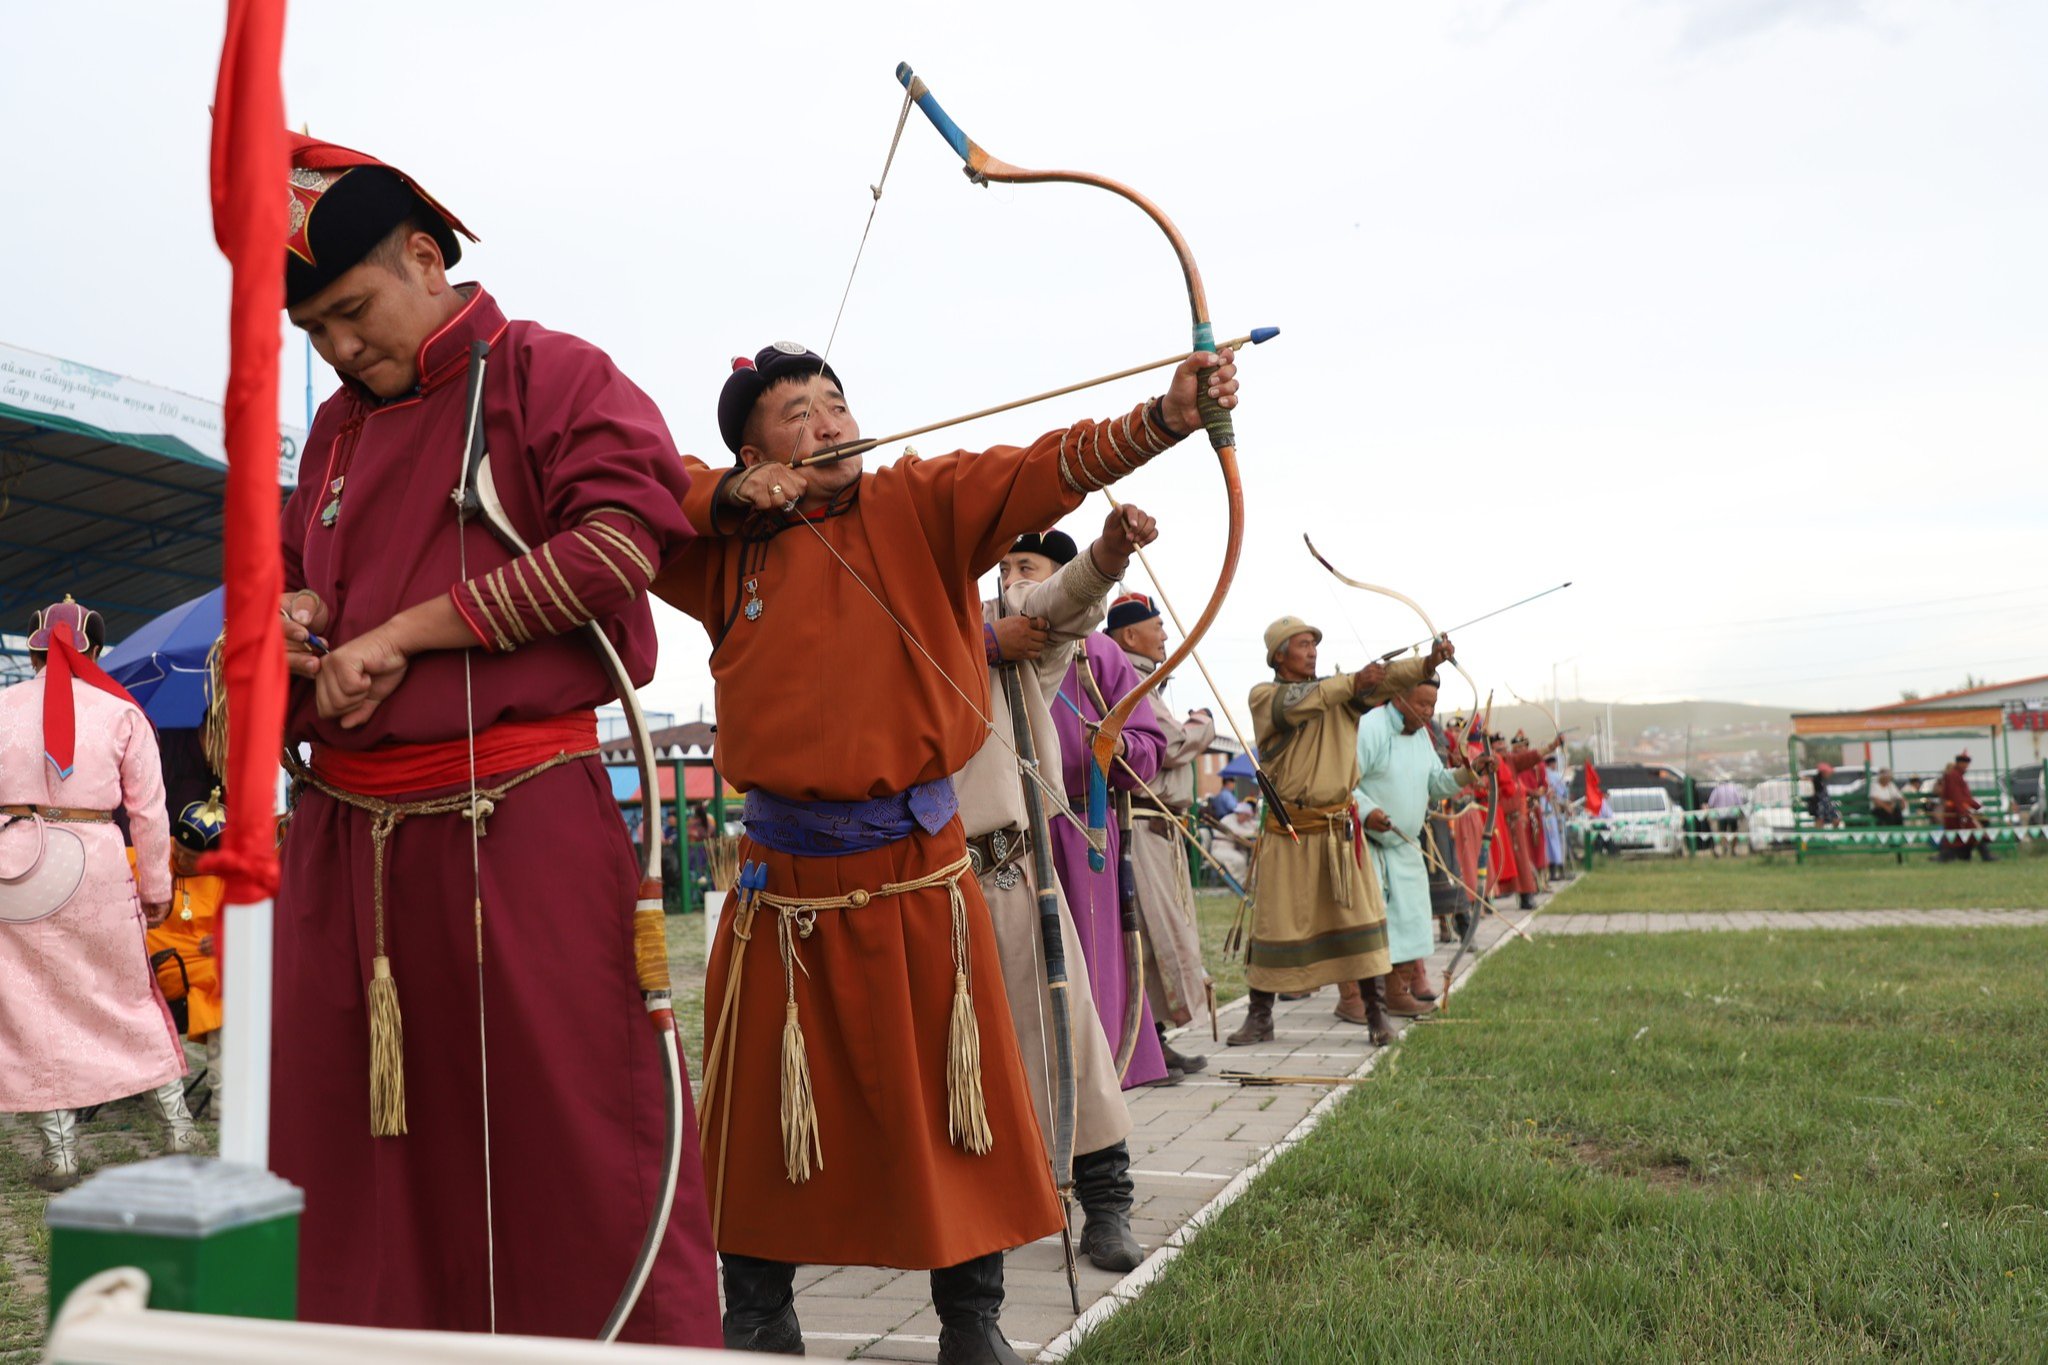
top-left (1553, 848), bottom-right (2048, 913)
top-left (1194, 887), bottom-right (1249, 1009)
top-left (0, 1048), bottom-right (217, 1361)
top-left (1068, 925), bottom-right (2048, 1363)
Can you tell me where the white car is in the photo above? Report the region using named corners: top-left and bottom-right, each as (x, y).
top-left (1599, 787), bottom-right (1681, 855)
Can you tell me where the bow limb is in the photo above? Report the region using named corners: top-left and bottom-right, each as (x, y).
top-left (994, 592), bottom-right (1083, 1312)
top-left (1301, 534), bottom-right (1484, 720)
top-left (894, 63), bottom-right (1244, 805)
top-left (463, 414), bottom-right (683, 1344)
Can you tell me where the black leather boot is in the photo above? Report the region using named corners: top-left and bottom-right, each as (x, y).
top-left (1157, 1020), bottom-right (1208, 1074)
top-left (720, 1253), bottom-right (803, 1354)
top-left (1363, 976), bottom-right (1395, 1046)
top-left (931, 1252), bottom-right (1024, 1365)
top-left (1074, 1140), bottom-right (1143, 1271)
top-left (1519, 893), bottom-right (1537, 911)
top-left (1227, 990), bottom-right (1275, 1046)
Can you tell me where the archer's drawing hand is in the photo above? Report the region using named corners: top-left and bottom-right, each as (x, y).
top-left (727, 462), bottom-right (811, 513)
top-left (1426, 636), bottom-right (1455, 670)
top-left (993, 614), bottom-right (1050, 662)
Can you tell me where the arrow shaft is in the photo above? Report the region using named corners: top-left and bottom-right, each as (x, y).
top-left (794, 332), bottom-right (1272, 470)
top-left (1377, 582), bottom-right (1573, 662)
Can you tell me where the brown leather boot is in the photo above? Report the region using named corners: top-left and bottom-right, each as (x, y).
top-left (1362, 976), bottom-right (1395, 1046)
top-left (1384, 967), bottom-right (1438, 1018)
top-left (1334, 979), bottom-right (1366, 1026)
top-left (1409, 959), bottom-right (1438, 1002)
top-left (1227, 991), bottom-right (1275, 1047)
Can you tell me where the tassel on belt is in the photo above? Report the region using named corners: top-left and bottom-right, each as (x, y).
top-left (283, 745), bottom-right (597, 1137)
top-left (700, 853), bottom-right (987, 1234)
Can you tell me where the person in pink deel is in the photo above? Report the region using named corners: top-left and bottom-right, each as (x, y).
top-left (0, 598), bottom-right (193, 1192)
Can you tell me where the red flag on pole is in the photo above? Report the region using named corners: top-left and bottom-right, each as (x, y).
top-left (203, 0), bottom-right (289, 902)
top-left (1584, 762), bottom-right (1605, 818)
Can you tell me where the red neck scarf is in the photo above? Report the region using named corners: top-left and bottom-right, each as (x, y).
top-left (42, 637), bottom-right (142, 780)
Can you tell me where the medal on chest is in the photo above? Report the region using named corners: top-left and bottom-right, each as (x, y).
top-left (744, 577), bottom-right (764, 621)
top-left (319, 476), bottom-right (345, 528)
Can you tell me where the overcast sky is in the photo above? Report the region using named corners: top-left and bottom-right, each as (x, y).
top-left (4, 0), bottom-right (2043, 729)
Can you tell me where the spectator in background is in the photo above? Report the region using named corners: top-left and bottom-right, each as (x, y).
top-left (1706, 777), bottom-right (1746, 856)
top-left (1, 599), bottom-right (189, 1192)
top-left (1205, 775), bottom-right (1242, 822)
top-left (1870, 768), bottom-right (1905, 827)
top-left (1810, 763), bottom-right (1842, 828)
top-left (1938, 753), bottom-right (1994, 862)
top-left (1905, 776), bottom-right (1932, 820)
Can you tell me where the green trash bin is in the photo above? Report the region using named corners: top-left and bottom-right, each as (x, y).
top-left (46, 1155), bottom-right (302, 1323)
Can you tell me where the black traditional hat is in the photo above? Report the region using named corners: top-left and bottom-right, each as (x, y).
top-left (1008, 530), bottom-right (1077, 566)
top-left (285, 132), bottom-right (476, 308)
top-left (718, 342), bottom-right (844, 455)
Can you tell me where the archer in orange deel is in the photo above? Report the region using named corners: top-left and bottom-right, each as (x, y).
top-left (648, 62), bottom-right (1246, 1358)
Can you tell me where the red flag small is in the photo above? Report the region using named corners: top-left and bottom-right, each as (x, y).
top-left (1584, 763), bottom-right (1606, 818)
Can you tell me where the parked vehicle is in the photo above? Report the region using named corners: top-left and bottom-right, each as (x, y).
top-left (1746, 777), bottom-right (1797, 850)
top-left (2009, 763), bottom-right (2042, 813)
top-left (1600, 787), bottom-right (1680, 855)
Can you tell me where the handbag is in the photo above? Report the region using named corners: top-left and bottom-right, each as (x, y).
top-left (0, 811), bottom-right (88, 924)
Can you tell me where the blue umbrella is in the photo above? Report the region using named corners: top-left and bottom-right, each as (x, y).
top-left (100, 587), bottom-right (223, 728)
top-left (1219, 749), bottom-right (1259, 780)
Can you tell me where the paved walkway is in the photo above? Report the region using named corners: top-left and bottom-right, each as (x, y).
top-left (789, 901), bottom-right (1531, 1361)
top-left (1535, 907), bottom-right (2048, 935)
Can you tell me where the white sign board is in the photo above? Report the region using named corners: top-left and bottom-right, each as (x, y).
top-left (0, 342), bottom-right (306, 486)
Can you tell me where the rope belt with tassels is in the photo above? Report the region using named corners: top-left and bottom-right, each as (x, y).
top-left (283, 745), bottom-right (599, 1137)
top-left (700, 852), bottom-right (988, 1239)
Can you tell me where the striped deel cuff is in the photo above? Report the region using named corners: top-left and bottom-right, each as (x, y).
top-left (1058, 400), bottom-right (1184, 496)
top-left (450, 509), bottom-right (659, 653)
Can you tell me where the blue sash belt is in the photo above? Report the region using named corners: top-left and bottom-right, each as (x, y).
top-left (742, 777), bottom-right (959, 857)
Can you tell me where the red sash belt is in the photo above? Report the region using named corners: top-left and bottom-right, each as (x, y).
top-left (309, 711), bottom-right (600, 799)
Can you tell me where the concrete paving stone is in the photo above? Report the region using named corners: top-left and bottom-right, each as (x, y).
top-left (794, 1263), bottom-right (839, 1291)
top-left (808, 1265), bottom-right (912, 1299)
top-left (1133, 1144), bottom-right (1222, 1174)
top-left (797, 1299), bottom-right (922, 1336)
top-left (850, 1336), bottom-right (939, 1364)
top-left (998, 1301), bottom-right (1087, 1345)
top-left (1002, 1266), bottom-right (1094, 1302)
top-left (1154, 1137), bottom-right (1264, 1163)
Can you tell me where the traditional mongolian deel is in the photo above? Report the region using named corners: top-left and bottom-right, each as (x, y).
top-left (657, 399), bottom-right (1182, 1272)
top-left (1242, 657), bottom-right (1429, 993)
top-left (956, 556), bottom-right (1131, 1160)
top-left (1354, 702), bottom-right (1478, 966)
top-left (1052, 634), bottom-right (1169, 1089)
top-left (0, 664), bottom-right (183, 1111)
top-left (274, 275), bottom-right (716, 1344)
top-left (1117, 639), bottom-right (1215, 1028)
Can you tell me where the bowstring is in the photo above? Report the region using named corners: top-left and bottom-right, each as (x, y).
top-left (454, 421), bottom-right (497, 1334)
top-left (789, 514), bottom-right (1102, 852)
top-left (777, 83), bottom-right (1103, 854)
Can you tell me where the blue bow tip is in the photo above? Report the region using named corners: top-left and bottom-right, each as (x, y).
top-left (1249, 326), bottom-right (1280, 345)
